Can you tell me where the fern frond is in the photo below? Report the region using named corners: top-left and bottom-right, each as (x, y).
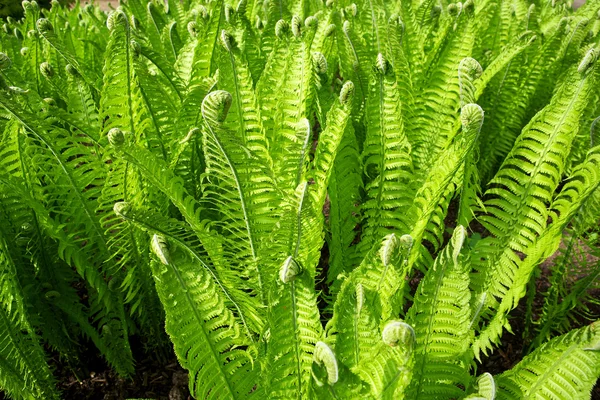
top-left (0, 95), bottom-right (134, 377)
top-left (458, 57), bottom-right (483, 107)
top-left (350, 320), bottom-right (412, 399)
top-left (110, 125), bottom-right (266, 334)
top-left (477, 18), bottom-right (568, 182)
top-left (528, 146), bottom-right (600, 347)
top-left (201, 89), bottom-right (280, 301)
top-left (36, 17), bottom-right (100, 92)
top-left (263, 17), bottom-right (320, 194)
top-left (224, 2), bottom-right (265, 83)
top-left (0, 175), bottom-right (135, 375)
top-left (97, 143), bottom-right (165, 338)
top-left (360, 53), bottom-right (414, 254)
top-left (329, 234), bottom-right (412, 371)
top-left (463, 373), bottom-right (496, 400)
top-left (265, 214), bottom-right (322, 398)
top-left (410, 4), bottom-right (476, 170)
top-left (0, 170), bottom-right (82, 357)
top-left (99, 10), bottom-right (153, 148)
top-left (472, 54), bottom-right (599, 355)
top-left (147, 235), bottom-right (259, 399)
top-left (335, 17), bottom-right (367, 110)
top-left (132, 41), bottom-right (182, 159)
top-left (496, 322), bottom-right (600, 400)
top-left (473, 31), bottom-right (537, 101)
top-left (0, 248), bottom-right (59, 400)
top-left (477, 143), bottom-right (600, 354)
top-left (114, 202), bottom-right (263, 337)
top-left (326, 120), bottom-right (362, 298)
top-left (216, 28), bottom-right (274, 180)
top-left (407, 103), bottom-right (483, 268)
top-left (405, 226), bottom-right (473, 400)
top-left (175, 1), bottom-right (222, 86)
top-left (310, 81), bottom-right (354, 209)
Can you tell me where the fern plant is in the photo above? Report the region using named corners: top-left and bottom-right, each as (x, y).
top-left (1, 0), bottom-right (600, 399)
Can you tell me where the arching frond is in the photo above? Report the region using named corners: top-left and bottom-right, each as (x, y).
top-left (407, 103), bottom-right (483, 268)
top-left (148, 235), bottom-right (259, 399)
top-left (472, 55), bottom-right (599, 355)
top-left (496, 322), bottom-right (600, 400)
top-left (0, 242), bottom-right (59, 400)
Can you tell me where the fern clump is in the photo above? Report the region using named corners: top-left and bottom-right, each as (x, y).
top-left (1, 0), bottom-right (600, 399)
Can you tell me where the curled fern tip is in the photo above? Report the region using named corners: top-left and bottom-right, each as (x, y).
top-left (312, 342), bottom-right (338, 386)
top-left (279, 256), bottom-right (303, 283)
top-left (382, 320), bottom-right (415, 348)
top-left (108, 128), bottom-right (125, 146)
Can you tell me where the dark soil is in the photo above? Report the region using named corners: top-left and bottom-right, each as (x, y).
top-left (53, 354), bottom-right (191, 400)
top-left (0, 338), bottom-right (191, 400)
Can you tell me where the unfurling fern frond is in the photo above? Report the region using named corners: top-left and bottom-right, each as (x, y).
top-left (407, 103), bottom-right (483, 268)
top-left (100, 9), bottom-right (153, 148)
top-left (263, 176), bottom-right (323, 397)
top-left (265, 253), bottom-right (322, 398)
top-left (36, 17), bottom-right (100, 92)
top-left (464, 373), bottom-right (496, 400)
top-left (329, 233), bottom-right (412, 372)
top-left (201, 89), bottom-right (279, 301)
top-left (410, 5), bottom-right (476, 171)
top-left (354, 319), bottom-right (414, 399)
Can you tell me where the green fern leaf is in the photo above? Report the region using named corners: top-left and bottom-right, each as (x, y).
top-left (310, 81), bottom-right (354, 209)
top-left (405, 226), bottom-right (473, 400)
top-left (410, 3), bottom-right (476, 171)
top-left (99, 10), bottom-right (153, 147)
top-left (360, 53), bottom-right (414, 255)
top-left (148, 235), bottom-right (260, 399)
top-left (354, 320), bottom-right (414, 399)
top-left (407, 103), bottom-right (483, 268)
top-left (0, 246), bottom-right (59, 400)
top-left (329, 234), bottom-right (412, 371)
top-left (200, 89), bottom-right (280, 301)
top-left (476, 145), bottom-right (600, 355)
top-left (36, 17), bottom-right (100, 92)
top-left (472, 52), bottom-right (599, 355)
top-left (496, 322), bottom-right (600, 400)
top-left (326, 121), bottom-right (362, 298)
top-left (265, 242), bottom-right (322, 398)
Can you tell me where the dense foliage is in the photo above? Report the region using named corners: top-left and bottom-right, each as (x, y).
top-left (0, 0), bottom-right (72, 20)
top-left (1, 0), bottom-right (600, 398)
